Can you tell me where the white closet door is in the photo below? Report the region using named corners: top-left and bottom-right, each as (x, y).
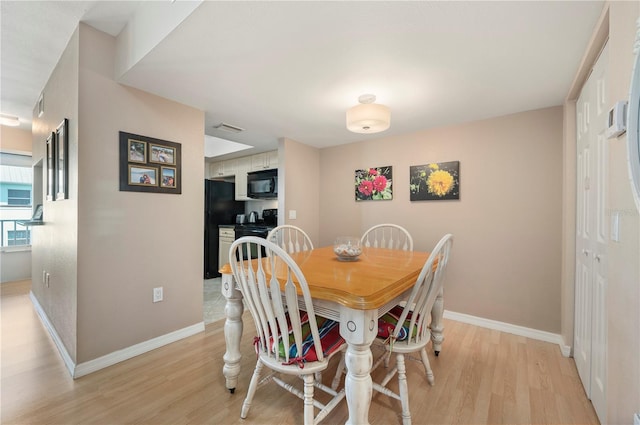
top-left (575, 76), bottom-right (593, 395)
top-left (574, 42), bottom-right (608, 423)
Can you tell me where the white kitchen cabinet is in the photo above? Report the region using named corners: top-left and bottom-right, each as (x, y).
top-left (250, 153), bottom-right (267, 170)
top-left (209, 151), bottom-right (277, 199)
top-left (210, 162), bottom-right (223, 177)
top-left (235, 157), bottom-right (251, 200)
top-left (219, 227), bottom-right (235, 272)
top-left (250, 151), bottom-right (278, 171)
top-left (211, 159), bottom-right (237, 177)
top-left (223, 159), bottom-right (237, 175)
top-left (268, 150), bottom-right (278, 169)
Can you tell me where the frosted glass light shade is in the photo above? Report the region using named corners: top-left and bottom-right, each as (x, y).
top-left (346, 103), bottom-right (390, 134)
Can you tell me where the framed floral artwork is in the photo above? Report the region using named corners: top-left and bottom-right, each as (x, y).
top-left (410, 161), bottom-right (460, 201)
top-left (355, 166), bottom-right (392, 201)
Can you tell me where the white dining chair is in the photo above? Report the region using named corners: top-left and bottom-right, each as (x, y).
top-left (229, 236), bottom-right (347, 425)
top-left (267, 224), bottom-right (314, 254)
top-left (330, 224), bottom-right (415, 391)
top-left (370, 233), bottom-right (453, 425)
top-left (361, 224), bottom-right (414, 251)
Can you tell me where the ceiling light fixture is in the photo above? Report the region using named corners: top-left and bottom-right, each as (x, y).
top-left (0, 113), bottom-right (20, 127)
top-left (346, 94), bottom-right (390, 134)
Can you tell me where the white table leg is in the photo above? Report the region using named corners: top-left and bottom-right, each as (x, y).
top-left (430, 287), bottom-right (444, 356)
top-left (340, 307), bottom-right (377, 425)
top-left (221, 272), bottom-right (244, 393)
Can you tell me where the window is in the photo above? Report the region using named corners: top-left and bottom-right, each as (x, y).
top-left (7, 189), bottom-right (31, 206)
top-left (0, 152), bottom-right (33, 247)
top-left (7, 229), bottom-right (30, 246)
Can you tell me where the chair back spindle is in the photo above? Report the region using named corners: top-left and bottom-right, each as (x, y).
top-left (267, 225), bottom-right (314, 255)
top-left (361, 224), bottom-right (414, 251)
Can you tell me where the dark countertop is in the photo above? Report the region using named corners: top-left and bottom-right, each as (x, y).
top-left (218, 223), bottom-right (276, 229)
top-left (234, 223), bottom-right (275, 229)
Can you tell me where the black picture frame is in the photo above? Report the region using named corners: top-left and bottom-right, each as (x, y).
top-left (46, 132), bottom-right (56, 201)
top-left (409, 161), bottom-right (460, 201)
top-left (119, 131), bottom-right (182, 194)
top-left (55, 118), bottom-right (69, 200)
top-left (33, 204), bottom-right (44, 220)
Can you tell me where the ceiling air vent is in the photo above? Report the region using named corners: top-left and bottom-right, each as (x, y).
top-left (213, 122), bottom-right (244, 133)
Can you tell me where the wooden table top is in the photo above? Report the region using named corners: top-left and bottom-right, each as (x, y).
top-left (220, 246), bottom-right (430, 310)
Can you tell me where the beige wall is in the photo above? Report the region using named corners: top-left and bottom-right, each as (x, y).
top-left (281, 137), bottom-right (321, 244)
top-left (1, 125), bottom-right (32, 154)
top-left (31, 24), bottom-right (205, 365)
top-left (319, 106), bottom-right (563, 333)
top-left (604, 2), bottom-right (640, 422)
top-left (30, 28), bottom-right (80, 360)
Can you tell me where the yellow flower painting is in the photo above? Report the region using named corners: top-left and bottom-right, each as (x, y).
top-left (410, 161), bottom-right (460, 201)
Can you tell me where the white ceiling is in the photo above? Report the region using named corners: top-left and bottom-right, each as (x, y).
top-left (1, 1), bottom-right (604, 160)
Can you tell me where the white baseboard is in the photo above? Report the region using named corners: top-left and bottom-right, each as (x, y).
top-left (74, 322), bottom-right (205, 378)
top-left (443, 310), bottom-right (570, 357)
top-left (30, 290), bottom-right (205, 378)
top-left (30, 291), bottom-right (76, 376)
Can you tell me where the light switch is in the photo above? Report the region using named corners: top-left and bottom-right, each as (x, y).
top-left (611, 211), bottom-right (620, 242)
top-left (289, 210), bottom-right (297, 220)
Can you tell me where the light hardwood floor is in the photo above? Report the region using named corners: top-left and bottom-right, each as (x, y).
top-left (2, 279), bottom-right (599, 425)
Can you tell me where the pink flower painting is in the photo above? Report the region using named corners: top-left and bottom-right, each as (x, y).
top-left (355, 166), bottom-right (393, 201)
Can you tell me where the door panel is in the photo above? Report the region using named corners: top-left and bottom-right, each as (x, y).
top-left (575, 259), bottom-right (592, 391)
top-left (574, 42), bottom-right (607, 424)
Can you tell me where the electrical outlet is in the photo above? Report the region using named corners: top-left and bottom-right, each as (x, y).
top-left (153, 287), bottom-right (163, 303)
top-left (289, 210), bottom-right (297, 220)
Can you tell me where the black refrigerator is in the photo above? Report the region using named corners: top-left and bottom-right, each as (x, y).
top-left (204, 180), bottom-right (245, 278)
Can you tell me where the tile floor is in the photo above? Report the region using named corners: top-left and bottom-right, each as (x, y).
top-left (203, 277), bottom-right (226, 324)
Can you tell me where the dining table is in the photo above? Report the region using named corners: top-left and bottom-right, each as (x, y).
top-left (219, 245), bottom-right (445, 425)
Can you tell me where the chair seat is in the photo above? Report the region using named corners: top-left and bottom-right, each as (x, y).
top-left (377, 305), bottom-right (422, 342)
top-left (260, 312), bottom-right (345, 370)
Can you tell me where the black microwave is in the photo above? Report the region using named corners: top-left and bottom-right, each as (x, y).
top-left (247, 169), bottom-right (278, 199)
